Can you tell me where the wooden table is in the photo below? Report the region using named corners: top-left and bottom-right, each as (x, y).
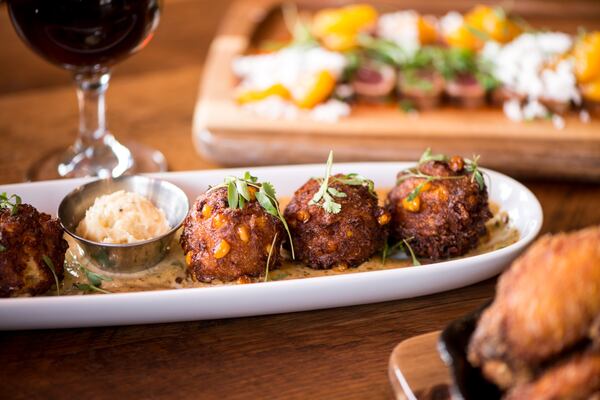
top-left (0, 1), bottom-right (599, 399)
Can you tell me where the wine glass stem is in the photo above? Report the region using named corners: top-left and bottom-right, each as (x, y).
top-left (75, 71), bottom-right (110, 150)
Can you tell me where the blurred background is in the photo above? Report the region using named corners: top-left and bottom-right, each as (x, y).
top-left (2, 0), bottom-right (599, 94)
top-left (0, 0), bottom-right (599, 183)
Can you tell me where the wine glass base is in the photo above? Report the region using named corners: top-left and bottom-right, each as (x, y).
top-left (26, 142), bottom-right (168, 182)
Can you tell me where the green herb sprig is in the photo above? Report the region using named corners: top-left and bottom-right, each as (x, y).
top-left (309, 151), bottom-right (344, 214)
top-left (399, 148), bottom-right (487, 202)
top-left (264, 232), bottom-right (278, 282)
top-left (382, 238), bottom-right (421, 266)
top-left (74, 264), bottom-right (112, 294)
top-left (334, 173), bottom-right (376, 197)
top-left (0, 193), bottom-right (21, 216)
top-left (465, 155), bottom-right (485, 190)
top-left (208, 172), bottom-right (295, 259)
top-left (42, 255), bottom-right (60, 296)
top-left (282, 2), bottom-right (318, 48)
top-left (399, 100), bottom-right (416, 113)
top-left (309, 151), bottom-right (377, 214)
top-left (357, 33), bottom-right (408, 66)
top-left (418, 148), bottom-right (449, 164)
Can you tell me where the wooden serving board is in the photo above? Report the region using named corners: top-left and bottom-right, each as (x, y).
top-left (388, 331), bottom-right (452, 400)
top-left (193, 0), bottom-right (600, 180)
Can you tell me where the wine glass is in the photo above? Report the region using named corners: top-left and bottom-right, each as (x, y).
top-left (6, 0), bottom-right (167, 181)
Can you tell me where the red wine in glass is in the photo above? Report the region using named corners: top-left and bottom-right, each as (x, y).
top-left (7, 0), bottom-right (166, 180)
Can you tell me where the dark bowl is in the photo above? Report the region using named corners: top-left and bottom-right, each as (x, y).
top-left (437, 301), bottom-right (503, 400)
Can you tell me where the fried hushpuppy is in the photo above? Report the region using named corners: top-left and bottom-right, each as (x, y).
top-left (180, 184), bottom-right (285, 282)
top-left (0, 202), bottom-right (68, 297)
top-left (468, 226), bottom-right (600, 389)
top-left (386, 153), bottom-right (492, 260)
top-left (284, 173), bottom-right (389, 270)
top-left (505, 350), bottom-right (600, 400)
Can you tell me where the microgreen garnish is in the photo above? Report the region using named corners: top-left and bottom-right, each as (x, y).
top-left (209, 172), bottom-right (295, 259)
top-left (399, 100), bottom-right (415, 113)
top-left (74, 264), bottom-right (112, 294)
top-left (402, 69), bottom-right (434, 92)
top-left (342, 52), bottom-right (361, 82)
top-left (310, 151), bottom-right (344, 214)
top-left (0, 193), bottom-right (21, 216)
top-left (0, 244), bottom-right (5, 252)
top-left (310, 151), bottom-right (377, 214)
top-left (382, 238), bottom-right (420, 266)
top-left (334, 173), bottom-right (376, 197)
top-left (465, 24), bottom-right (491, 41)
top-left (403, 238), bottom-right (421, 266)
top-left (419, 148), bottom-right (449, 164)
top-left (42, 255), bottom-right (60, 296)
top-left (399, 148), bottom-right (487, 202)
top-left (282, 3), bottom-right (318, 48)
top-left (358, 34), bottom-right (408, 66)
top-left (74, 283), bottom-right (111, 294)
top-left (264, 232), bottom-right (278, 282)
top-left (406, 179), bottom-right (433, 202)
top-left (465, 155), bottom-right (485, 190)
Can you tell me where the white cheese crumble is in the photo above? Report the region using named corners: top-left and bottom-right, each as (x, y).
top-left (240, 96), bottom-right (350, 123)
top-left (503, 99), bottom-right (523, 122)
top-left (484, 32), bottom-right (579, 125)
top-left (310, 100), bottom-right (351, 123)
top-left (439, 11), bottom-right (463, 37)
top-left (377, 11), bottom-right (421, 56)
top-left (552, 114), bottom-right (565, 130)
top-left (523, 100), bottom-right (549, 120)
top-left (232, 46), bottom-right (347, 91)
top-left (241, 96), bottom-right (299, 120)
top-left (579, 110), bottom-right (591, 123)
top-left (482, 33), bottom-right (578, 104)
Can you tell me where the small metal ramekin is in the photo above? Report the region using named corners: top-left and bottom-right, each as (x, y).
top-left (58, 175), bottom-right (189, 273)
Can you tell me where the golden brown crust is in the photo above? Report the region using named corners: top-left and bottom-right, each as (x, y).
top-left (180, 187), bottom-right (284, 282)
top-left (468, 226), bottom-right (600, 388)
top-left (283, 175), bottom-right (388, 270)
top-left (0, 204), bottom-right (68, 297)
top-left (386, 160), bottom-right (492, 260)
top-left (505, 350), bottom-right (600, 400)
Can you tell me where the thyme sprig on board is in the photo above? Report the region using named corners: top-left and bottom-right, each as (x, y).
top-left (208, 172), bottom-right (294, 259)
top-left (0, 193), bottom-right (21, 216)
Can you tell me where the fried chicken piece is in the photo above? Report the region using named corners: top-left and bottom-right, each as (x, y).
top-left (505, 350), bottom-right (600, 400)
top-left (0, 203), bottom-right (68, 297)
top-left (468, 226), bottom-right (600, 389)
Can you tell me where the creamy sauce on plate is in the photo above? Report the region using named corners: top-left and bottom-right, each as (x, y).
top-left (59, 196), bottom-right (518, 295)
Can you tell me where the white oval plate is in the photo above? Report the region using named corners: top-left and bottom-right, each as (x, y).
top-left (0, 162), bottom-right (542, 330)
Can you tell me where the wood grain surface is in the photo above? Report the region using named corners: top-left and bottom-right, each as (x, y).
top-left (388, 331), bottom-right (450, 400)
top-left (0, 1), bottom-right (600, 399)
